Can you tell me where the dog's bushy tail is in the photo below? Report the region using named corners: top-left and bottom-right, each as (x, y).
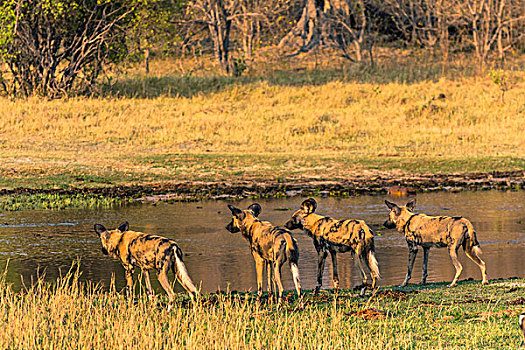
top-left (283, 232), bottom-right (299, 265)
top-left (283, 232), bottom-right (301, 296)
top-left (462, 220), bottom-right (488, 284)
top-left (367, 250), bottom-right (380, 280)
top-left (361, 223), bottom-right (380, 280)
top-left (462, 220), bottom-right (481, 253)
top-left (172, 247), bottom-right (199, 299)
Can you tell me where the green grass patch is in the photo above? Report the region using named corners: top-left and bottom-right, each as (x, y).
top-left (0, 193), bottom-right (124, 211)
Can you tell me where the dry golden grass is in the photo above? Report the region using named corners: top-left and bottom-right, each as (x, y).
top-left (1, 266), bottom-right (524, 349)
top-left (0, 55), bottom-right (524, 189)
top-left (3, 78), bottom-right (524, 155)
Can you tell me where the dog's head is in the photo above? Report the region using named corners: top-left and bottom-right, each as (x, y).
top-left (383, 199), bottom-right (416, 229)
top-left (94, 222), bottom-right (129, 255)
top-left (284, 198), bottom-right (317, 230)
top-left (225, 203), bottom-right (261, 233)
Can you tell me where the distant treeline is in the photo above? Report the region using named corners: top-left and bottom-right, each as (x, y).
top-left (0, 0), bottom-right (524, 96)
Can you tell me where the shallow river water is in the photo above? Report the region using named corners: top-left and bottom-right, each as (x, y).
top-left (0, 190), bottom-right (524, 293)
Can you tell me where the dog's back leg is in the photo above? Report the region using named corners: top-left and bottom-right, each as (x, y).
top-left (157, 263), bottom-right (177, 309)
top-left (448, 244), bottom-right (463, 287)
top-left (273, 260), bottom-right (285, 303)
top-left (357, 255), bottom-right (368, 285)
top-left (143, 269), bottom-right (154, 299)
top-left (465, 244), bottom-right (488, 285)
top-left (362, 250), bottom-right (380, 289)
top-left (400, 243), bottom-right (418, 287)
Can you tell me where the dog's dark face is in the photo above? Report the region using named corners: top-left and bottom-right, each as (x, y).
top-left (284, 198), bottom-right (317, 230)
top-left (383, 199), bottom-right (416, 229)
top-left (225, 203), bottom-right (261, 233)
top-left (94, 222), bottom-right (129, 255)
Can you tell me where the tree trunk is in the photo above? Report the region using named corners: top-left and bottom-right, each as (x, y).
top-left (144, 47), bottom-right (150, 74)
top-left (207, 2), bottom-right (232, 74)
top-left (278, 0), bottom-right (321, 55)
top-left (437, 0), bottom-right (449, 75)
top-left (279, 0), bottom-right (368, 62)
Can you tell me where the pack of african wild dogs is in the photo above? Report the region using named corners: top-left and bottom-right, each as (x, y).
top-left (94, 197), bottom-right (490, 310)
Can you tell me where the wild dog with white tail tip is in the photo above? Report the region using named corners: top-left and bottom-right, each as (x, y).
top-left (284, 198), bottom-right (380, 293)
top-left (226, 203), bottom-right (301, 303)
top-left (383, 199), bottom-right (488, 287)
top-left (94, 222), bottom-right (199, 309)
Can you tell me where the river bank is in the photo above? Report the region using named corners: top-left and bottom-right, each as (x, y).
top-left (1, 169), bottom-right (524, 210)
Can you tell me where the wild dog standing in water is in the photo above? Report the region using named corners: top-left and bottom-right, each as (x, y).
top-left (94, 222), bottom-right (199, 309)
top-left (384, 199), bottom-right (488, 287)
top-left (226, 204), bottom-right (301, 302)
top-left (285, 198), bottom-right (380, 293)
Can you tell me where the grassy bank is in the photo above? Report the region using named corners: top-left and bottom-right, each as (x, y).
top-left (0, 193), bottom-right (124, 211)
top-left (0, 55), bottom-right (524, 208)
top-left (0, 267), bottom-right (523, 349)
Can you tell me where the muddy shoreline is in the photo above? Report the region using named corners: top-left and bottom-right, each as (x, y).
top-left (1, 170), bottom-right (524, 202)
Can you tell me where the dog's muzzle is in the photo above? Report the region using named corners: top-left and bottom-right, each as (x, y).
top-left (284, 217), bottom-right (303, 230)
top-left (284, 220), bottom-right (295, 230)
top-left (225, 222), bottom-right (240, 233)
top-left (382, 220), bottom-right (396, 229)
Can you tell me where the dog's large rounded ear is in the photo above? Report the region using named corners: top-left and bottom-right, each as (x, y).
top-left (406, 199), bottom-right (416, 212)
top-left (94, 224), bottom-right (107, 236)
top-left (301, 198), bottom-right (317, 214)
top-left (385, 200), bottom-right (397, 210)
top-left (248, 203), bottom-right (261, 217)
top-left (228, 204), bottom-right (245, 220)
top-left (118, 222), bottom-right (129, 233)
top-left (385, 200), bottom-right (401, 215)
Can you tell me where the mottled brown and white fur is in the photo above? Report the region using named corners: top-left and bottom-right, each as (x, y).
top-left (94, 222), bottom-right (199, 309)
top-left (384, 199), bottom-right (488, 287)
top-left (226, 204), bottom-right (301, 302)
top-left (285, 198), bottom-right (380, 293)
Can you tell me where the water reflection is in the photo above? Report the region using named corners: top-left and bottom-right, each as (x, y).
top-left (0, 190), bottom-right (523, 293)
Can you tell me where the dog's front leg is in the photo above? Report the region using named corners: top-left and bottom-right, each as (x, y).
top-left (124, 267), bottom-right (134, 300)
top-left (266, 261), bottom-right (274, 301)
top-left (420, 247), bottom-right (430, 284)
top-left (400, 243), bottom-right (418, 287)
top-left (143, 269), bottom-right (154, 300)
top-left (329, 249), bottom-right (339, 290)
top-left (315, 249), bottom-right (328, 294)
top-left (253, 254), bottom-right (265, 300)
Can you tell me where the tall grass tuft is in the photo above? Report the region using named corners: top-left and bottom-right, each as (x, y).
top-left (0, 262), bottom-right (523, 349)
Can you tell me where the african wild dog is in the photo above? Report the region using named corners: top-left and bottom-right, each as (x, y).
top-left (384, 199), bottom-right (488, 287)
top-left (284, 198), bottom-right (380, 292)
top-left (226, 203), bottom-right (301, 302)
top-left (94, 222), bottom-right (199, 309)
